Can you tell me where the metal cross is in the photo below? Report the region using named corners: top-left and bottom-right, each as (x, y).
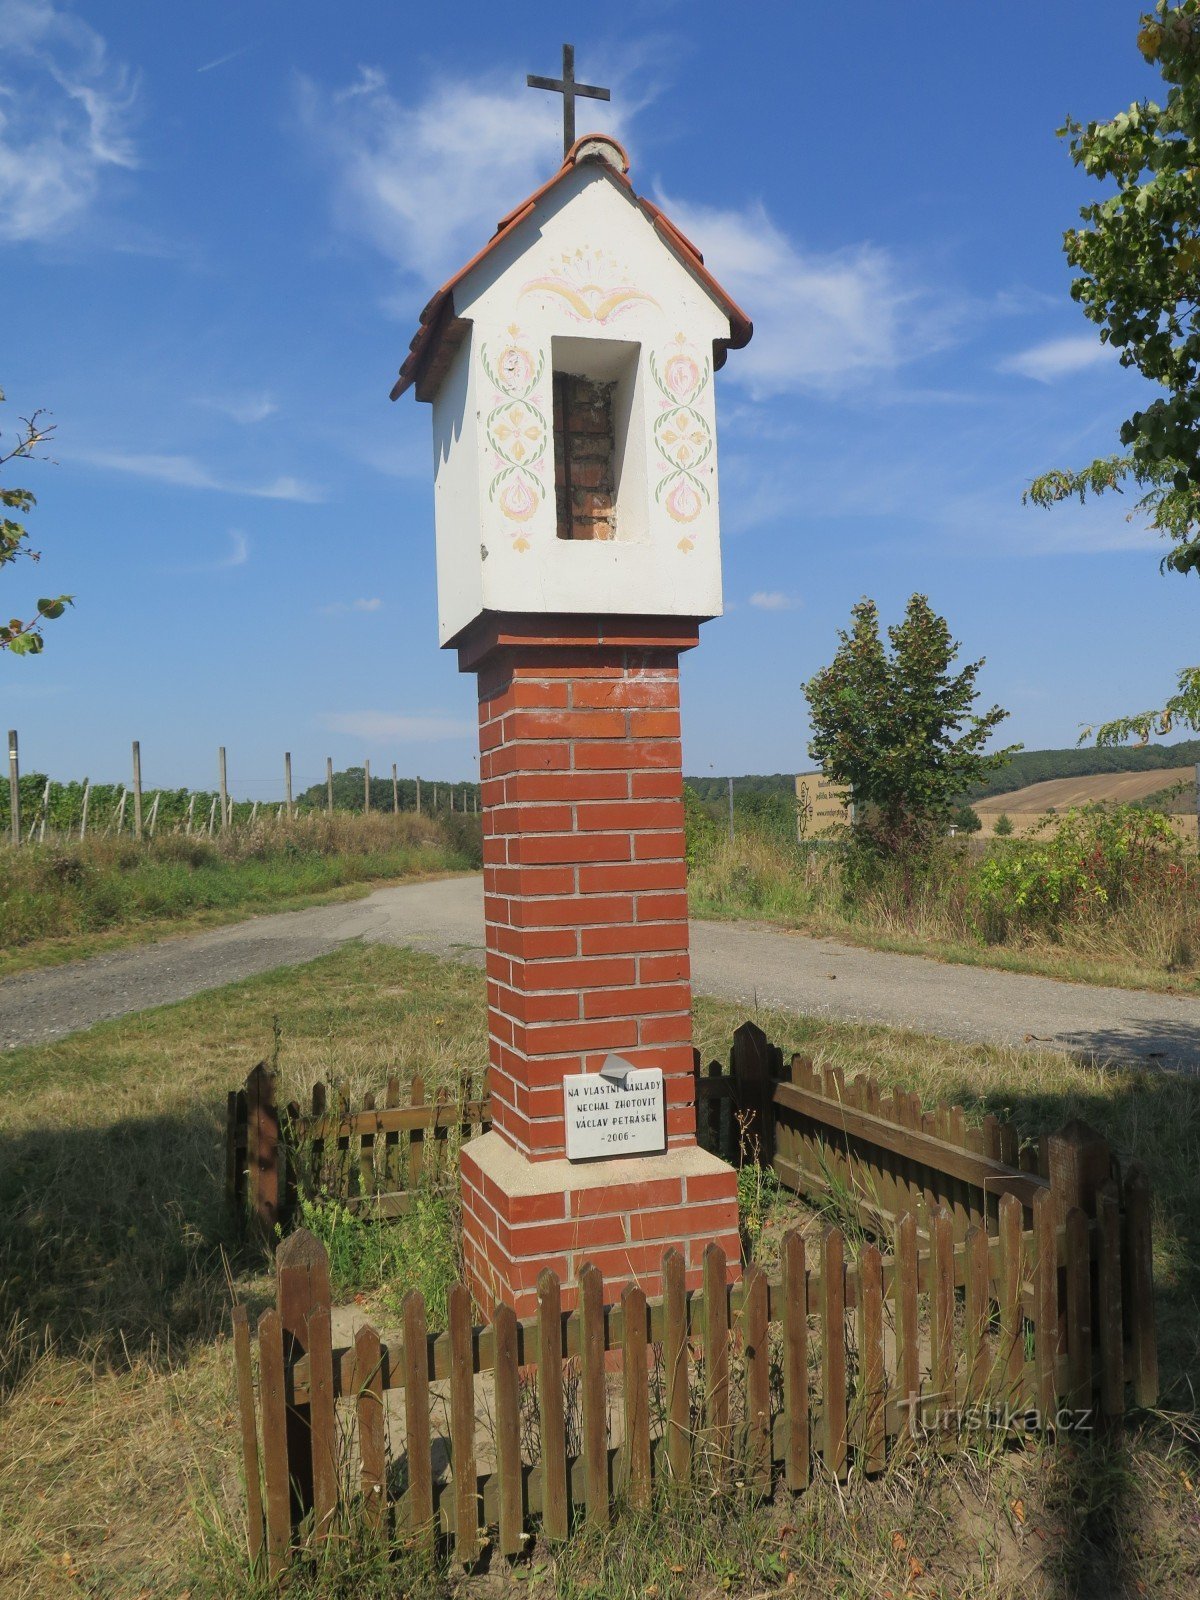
top-left (527, 43), bottom-right (611, 157)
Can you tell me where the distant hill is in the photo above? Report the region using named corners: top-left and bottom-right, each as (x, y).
top-left (973, 768), bottom-right (1196, 816)
top-left (965, 741), bottom-right (1200, 800)
top-left (685, 744), bottom-right (1200, 812)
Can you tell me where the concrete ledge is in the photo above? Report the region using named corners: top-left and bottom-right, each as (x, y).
top-left (462, 1129), bottom-right (734, 1196)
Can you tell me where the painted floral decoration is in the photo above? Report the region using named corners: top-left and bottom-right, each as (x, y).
top-left (520, 246), bottom-right (660, 325)
top-left (481, 327), bottom-right (548, 552)
top-left (650, 333), bottom-right (713, 551)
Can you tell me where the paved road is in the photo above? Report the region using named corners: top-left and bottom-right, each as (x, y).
top-left (2, 876), bottom-right (1198, 1070)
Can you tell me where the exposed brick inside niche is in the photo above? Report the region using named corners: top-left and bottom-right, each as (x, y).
top-left (553, 372), bottom-right (616, 541)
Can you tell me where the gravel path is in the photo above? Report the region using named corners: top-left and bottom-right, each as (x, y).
top-left (2, 875), bottom-right (1198, 1070)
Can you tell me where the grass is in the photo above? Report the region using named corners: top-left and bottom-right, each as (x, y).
top-left (688, 824), bottom-right (1200, 996)
top-left (0, 811), bottom-right (479, 976)
top-left (1, 943), bottom-right (1198, 1595)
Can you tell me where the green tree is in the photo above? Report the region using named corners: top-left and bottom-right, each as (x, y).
top-left (952, 803), bottom-right (982, 834)
top-left (804, 595), bottom-right (1019, 857)
top-left (994, 812), bottom-right (1015, 837)
top-left (1026, 3), bottom-right (1200, 742)
top-left (2, 388), bottom-right (70, 655)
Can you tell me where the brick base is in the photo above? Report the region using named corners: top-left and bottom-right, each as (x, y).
top-left (461, 1131), bottom-right (741, 1318)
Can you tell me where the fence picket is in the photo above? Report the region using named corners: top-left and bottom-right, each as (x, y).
top-left (308, 1306), bottom-right (338, 1543)
top-left (998, 1193), bottom-right (1024, 1406)
top-left (1122, 1165), bottom-right (1157, 1407)
top-left (857, 1243), bottom-right (885, 1473)
top-left (703, 1243), bottom-right (731, 1487)
top-left (579, 1262), bottom-right (609, 1528)
top-left (409, 1076), bottom-right (425, 1189)
top-left (662, 1247), bottom-right (691, 1487)
top-left (781, 1230), bottom-right (809, 1490)
top-left (743, 1263), bottom-right (771, 1493)
top-left (355, 1324), bottom-right (387, 1529)
top-left (964, 1226), bottom-right (990, 1403)
top-left (257, 1308), bottom-right (291, 1578)
top-left (930, 1207), bottom-right (955, 1429)
top-left (537, 1270), bottom-right (570, 1538)
top-left (494, 1302), bottom-right (523, 1556)
top-left (821, 1228), bottom-right (847, 1479)
top-left (359, 1091), bottom-right (376, 1198)
top-left (403, 1290), bottom-right (435, 1544)
top-left (894, 1213), bottom-right (920, 1432)
top-left (1097, 1182), bottom-right (1125, 1418)
top-left (621, 1284), bottom-right (651, 1509)
top-left (231, 1305), bottom-right (265, 1568)
top-left (448, 1283), bottom-right (479, 1562)
top-left (1064, 1207), bottom-right (1092, 1415)
top-left (383, 1074), bottom-right (401, 1191)
top-left (1033, 1187), bottom-right (1058, 1423)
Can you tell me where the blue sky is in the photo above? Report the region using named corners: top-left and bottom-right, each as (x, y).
top-left (2, 0), bottom-right (1195, 798)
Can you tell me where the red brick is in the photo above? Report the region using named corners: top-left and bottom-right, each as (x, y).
top-left (685, 1172), bottom-right (740, 1203)
top-left (575, 800), bottom-right (682, 833)
top-left (524, 1018), bottom-right (639, 1054)
top-left (487, 742), bottom-right (571, 776)
top-left (514, 894), bottom-right (634, 929)
top-left (512, 832), bottom-right (631, 864)
top-left (573, 739), bottom-right (681, 771)
top-left (582, 923), bottom-right (690, 955)
top-left (573, 678), bottom-right (679, 710)
top-left (639, 953), bottom-right (690, 983)
top-left (576, 1242), bottom-right (676, 1280)
top-left (510, 1215), bottom-right (627, 1254)
top-left (494, 927), bottom-right (578, 960)
top-left (631, 772), bottom-right (684, 800)
top-left (493, 987), bottom-right (580, 1024)
top-left (629, 1201), bottom-right (739, 1242)
top-left (507, 709), bottom-right (626, 741)
top-left (488, 865), bottom-right (576, 898)
top-left (635, 892), bottom-right (690, 922)
top-left (583, 983), bottom-right (692, 1019)
top-left (633, 830), bottom-right (687, 861)
top-left (530, 956), bottom-right (637, 989)
top-left (629, 710), bottom-right (681, 737)
top-left (506, 1189), bottom-right (567, 1224)
top-left (578, 861), bottom-right (687, 895)
top-left (570, 1177), bottom-right (682, 1216)
top-left (488, 804), bottom-right (573, 835)
top-left (506, 770), bottom-right (628, 803)
top-left (638, 1013), bottom-right (694, 1045)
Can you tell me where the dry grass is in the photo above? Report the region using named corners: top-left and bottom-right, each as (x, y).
top-left (0, 811), bottom-right (477, 976)
top-left (1, 945), bottom-right (1197, 1596)
top-left (689, 827), bottom-right (1200, 995)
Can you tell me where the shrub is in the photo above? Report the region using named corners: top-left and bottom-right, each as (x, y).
top-left (994, 812), bottom-right (1014, 837)
top-left (973, 805), bottom-right (1188, 938)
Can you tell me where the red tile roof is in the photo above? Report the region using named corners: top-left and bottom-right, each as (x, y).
top-left (389, 134), bottom-right (753, 402)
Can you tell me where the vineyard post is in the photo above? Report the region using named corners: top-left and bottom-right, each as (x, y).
top-left (326, 757), bottom-right (333, 814)
top-left (148, 792), bottom-right (161, 837)
top-left (218, 747), bottom-right (229, 832)
top-left (132, 741), bottom-right (143, 840)
top-left (207, 794), bottom-right (217, 836)
top-left (727, 775), bottom-right (734, 843)
top-left (38, 777), bottom-right (49, 842)
top-left (433, 785), bottom-right (438, 811)
top-left (115, 786), bottom-right (127, 835)
top-left (250, 800), bottom-right (258, 826)
top-left (364, 759), bottom-right (371, 814)
top-left (415, 774), bottom-right (421, 815)
top-left (79, 778), bottom-right (90, 840)
top-left (7, 730), bottom-right (19, 847)
top-left (185, 793), bottom-right (196, 835)
top-left (284, 753), bottom-right (293, 817)
top-left (392, 762), bottom-right (398, 813)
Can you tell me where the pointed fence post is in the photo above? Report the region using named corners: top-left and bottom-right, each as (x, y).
top-left (275, 1228), bottom-right (333, 1532)
top-left (245, 1063), bottom-right (280, 1236)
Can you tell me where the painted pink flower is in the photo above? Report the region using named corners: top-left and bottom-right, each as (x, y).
top-left (663, 353), bottom-right (699, 400)
top-left (499, 477), bottom-right (539, 522)
top-left (665, 478), bottom-right (701, 523)
top-left (498, 346), bottom-right (534, 390)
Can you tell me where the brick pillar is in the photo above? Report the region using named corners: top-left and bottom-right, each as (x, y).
top-left (456, 614), bottom-right (740, 1317)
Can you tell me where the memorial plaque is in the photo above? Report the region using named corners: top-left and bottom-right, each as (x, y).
top-left (564, 1057), bottom-right (666, 1160)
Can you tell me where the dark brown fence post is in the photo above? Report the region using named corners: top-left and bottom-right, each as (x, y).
top-left (245, 1063), bottom-right (280, 1236)
top-left (730, 1020), bottom-right (776, 1167)
top-left (275, 1229), bottom-right (332, 1530)
top-left (1123, 1164), bottom-right (1158, 1407)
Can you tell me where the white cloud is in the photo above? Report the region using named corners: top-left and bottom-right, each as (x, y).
top-left (998, 334), bottom-right (1112, 383)
top-left (749, 590), bottom-right (801, 611)
top-left (0, 0), bottom-right (138, 242)
top-left (294, 67), bottom-right (630, 281)
top-left (197, 45), bottom-right (251, 74)
top-left (221, 529), bottom-right (249, 567)
top-left (318, 711), bottom-right (473, 741)
top-left (320, 597), bottom-right (383, 615)
top-left (659, 193), bottom-right (942, 399)
top-left (75, 449), bottom-right (324, 502)
top-left (194, 392), bottom-right (278, 425)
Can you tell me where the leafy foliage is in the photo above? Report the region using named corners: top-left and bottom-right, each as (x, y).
top-left (973, 804), bottom-right (1190, 937)
top-left (804, 594), bottom-right (1018, 856)
top-left (1025, 4), bottom-right (1200, 741)
top-left (297, 766), bottom-right (479, 815)
top-left (1, 386), bottom-right (70, 655)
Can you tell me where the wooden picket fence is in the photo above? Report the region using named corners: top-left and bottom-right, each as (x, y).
top-left (226, 1063), bottom-right (490, 1233)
